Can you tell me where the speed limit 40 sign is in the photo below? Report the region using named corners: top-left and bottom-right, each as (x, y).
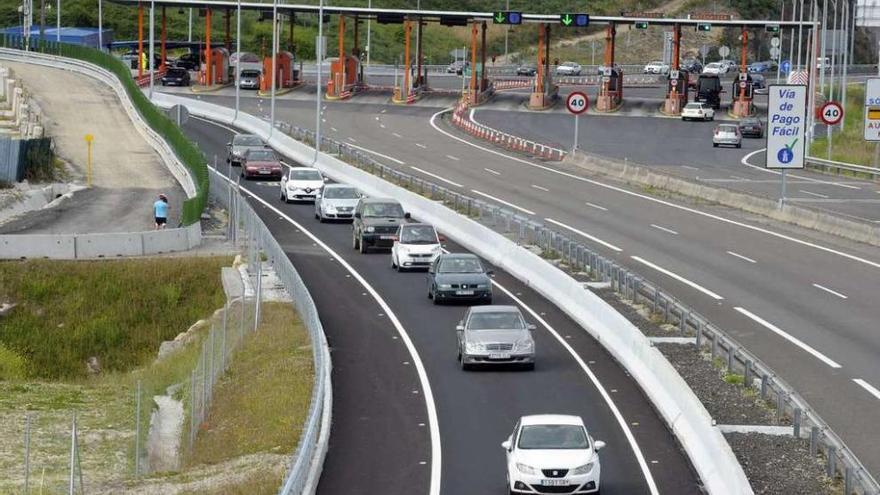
top-left (820, 101), bottom-right (843, 126)
top-left (566, 91), bottom-right (589, 114)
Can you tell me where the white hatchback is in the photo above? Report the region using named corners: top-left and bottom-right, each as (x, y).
top-left (681, 102), bottom-right (715, 121)
top-left (391, 223), bottom-right (443, 271)
top-left (504, 415), bottom-right (605, 494)
top-left (281, 167), bottom-right (325, 203)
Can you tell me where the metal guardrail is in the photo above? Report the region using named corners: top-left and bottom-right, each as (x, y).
top-left (806, 155), bottom-right (880, 180)
top-left (274, 119), bottom-right (880, 495)
top-left (208, 170), bottom-right (331, 495)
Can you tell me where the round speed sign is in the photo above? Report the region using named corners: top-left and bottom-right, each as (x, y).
top-left (820, 101), bottom-right (844, 126)
top-left (566, 91), bottom-right (589, 115)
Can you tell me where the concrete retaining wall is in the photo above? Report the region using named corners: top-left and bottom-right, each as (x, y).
top-left (0, 222), bottom-right (201, 259)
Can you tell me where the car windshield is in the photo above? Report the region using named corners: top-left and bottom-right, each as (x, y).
top-left (246, 150), bottom-right (276, 161)
top-left (438, 258), bottom-right (483, 274)
top-left (651, 61), bottom-right (663, 65)
top-left (684, 103), bottom-right (702, 109)
top-left (290, 169), bottom-right (322, 180)
top-left (400, 225), bottom-right (437, 244)
top-left (234, 135), bottom-right (263, 146)
top-left (743, 119), bottom-right (760, 125)
top-left (518, 425), bottom-right (589, 450)
top-left (563, 62), bottom-right (577, 66)
top-left (718, 125), bottom-right (738, 133)
top-left (467, 312), bottom-right (524, 331)
top-left (241, 70), bottom-right (260, 78)
top-left (707, 63), bottom-right (721, 68)
top-left (167, 68), bottom-right (187, 76)
top-left (363, 202), bottom-right (405, 218)
top-left (323, 187), bottom-right (358, 199)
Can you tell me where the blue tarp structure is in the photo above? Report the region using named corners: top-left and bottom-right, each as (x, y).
top-left (0, 26), bottom-right (113, 49)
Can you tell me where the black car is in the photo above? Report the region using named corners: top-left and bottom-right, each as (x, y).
top-left (175, 53), bottom-right (200, 71)
top-left (682, 59), bottom-right (703, 73)
top-left (161, 67), bottom-right (191, 86)
top-left (516, 65), bottom-right (537, 76)
top-left (352, 198), bottom-right (410, 253)
top-left (428, 253), bottom-right (493, 305)
top-left (739, 118), bottom-right (764, 138)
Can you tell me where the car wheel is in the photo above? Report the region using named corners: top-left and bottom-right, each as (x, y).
top-left (428, 288), bottom-right (434, 299)
top-left (485, 297), bottom-right (493, 305)
top-left (461, 360), bottom-right (471, 371)
top-left (713, 143), bottom-right (718, 148)
top-left (359, 236), bottom-right (368, 254)
top-left (736, 143), bottom-right (742, 148)
top-left (352, 232), bottom-right (360, 250)
top-left (391, 255), bottom-right (398, 270)
top-left (523, 363), bottom-right (535, 371)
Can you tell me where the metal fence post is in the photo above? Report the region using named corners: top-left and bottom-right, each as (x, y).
top-left (68, 413), bottom-right (76, 495)
top-left (776, 391), bottom-right (785, 424)
top-left (827, 446), bottom-right (837, 477)
top-left (793, 407), bottom-right (802, 438)
top-left (190, 369), bottom-right (197, 450)
top-left (760, 374), bottom-right (768, 399)
top-left (134, 380), bottom-right (141, 477)
top-left (24, 413), bottom-right (30, 494)
top-left (744, 360), bottom-right (752, 388)
top-left (845, 467), bottom-right (853, 494)
top-left (255, 244), bottom-right (263, 331)
top-left (727, 346), bottom-right (735, 372)
top-left (810, 426), bottom-right (819, 455)
top-left (695, 319), bottom-right (702, 348)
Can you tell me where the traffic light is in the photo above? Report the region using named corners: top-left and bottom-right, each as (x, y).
top-left (560, 13), bottom-right (590, 27)
top-left (765, 24), bottom-right (781, 33)
top-left (493, 11), bottom-right (522, 25)
top-left (634, 21), bottom-right (649, 29)
top-left (696, 23), bottom-right (712, 32)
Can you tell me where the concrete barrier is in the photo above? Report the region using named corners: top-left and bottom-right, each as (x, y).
top-left (152, 92), bottom-right (753, 495)
top-left (0, 234), bottom-right (75, 258)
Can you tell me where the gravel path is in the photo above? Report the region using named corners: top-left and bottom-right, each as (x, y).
top-left (725, 432), bottom-right (837, 495)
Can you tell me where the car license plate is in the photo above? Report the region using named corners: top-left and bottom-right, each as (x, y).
top-left (489, 353), bottom-right (511, 360)
top-left (259, 170), bottom-right (270, 174)
top-left (542, 479), bottom-right (568, 486)
top-left (380, 235), bottom-right (396, 240)
top-left (455, 290), bottom-right (474, 296)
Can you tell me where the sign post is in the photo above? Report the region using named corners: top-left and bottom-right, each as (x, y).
top-left (84, 134), bottom-right (94, 187)
top-left (566, 91), bottom-right (589, 154)
top-left (820, 101), bottom-right (844, 160)
top-left (766, 85), bottom-right (807, 207)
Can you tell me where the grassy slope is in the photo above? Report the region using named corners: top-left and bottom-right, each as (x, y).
top-left (810, 84), bottom-right (876, 166)
top-left (0, 257), bottom-right (230, 380)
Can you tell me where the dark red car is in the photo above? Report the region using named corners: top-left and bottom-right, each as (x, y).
top-left (241, 148), bottom-right (283, 180)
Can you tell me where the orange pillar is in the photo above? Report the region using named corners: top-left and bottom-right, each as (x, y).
top-left (671, 24), bottom-right (680, 98)
top-left (160, 7), bottom-right (167, 71)
top-left (205, 9), bottom-right (212, 85)
top-left (480, 22), bottom-right (487, 92)
top-left (338, 15), bottom-right (345, 95)
top-left (138, 3), bottom-right (144, 78)
top-left (469, 22), bottom-right (478, 99)
top-left (739, 27), bottom-right (748, 106)
top-left (535, 23), bottom-right (544, 95)
top-left (403, 20), bottom-right (412, 99)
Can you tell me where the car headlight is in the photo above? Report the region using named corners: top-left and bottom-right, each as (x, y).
top-left (438, 284), bottom-right (452, 289)
top-left (476, 284), bottom-right (489, 289)
top-left (570, 462), bottom-right (594, 475)
top-left (465, 342), bottom-right (486, 353)
top-left (365, 226), bottom-right (375, 233)
top-left (516, 463), bottom-right (538, 475)
top-left (323, 204), bottom-right (337, 213)
top-left (513, 340), bottom-right (534, 352)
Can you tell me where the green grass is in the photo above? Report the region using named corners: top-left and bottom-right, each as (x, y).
top-left (0, 257), bottom-right (231, 380)
top-left (187, 302), bottom-right (312, 469)
top-left (810, 84), bottom-right (877, 167)
top-left (723, 372), bottom-right (745, 386)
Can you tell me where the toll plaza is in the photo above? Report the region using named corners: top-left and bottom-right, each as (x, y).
top-left (110, 0), bottom-right (812, 112)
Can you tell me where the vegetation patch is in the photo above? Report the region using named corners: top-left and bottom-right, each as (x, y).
top-left (810, 85), bottom-right (875, 167)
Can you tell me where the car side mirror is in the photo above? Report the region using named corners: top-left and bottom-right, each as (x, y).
top-left (323, 177), bottom-right (328, 182)
top-left (226, 142), bottom-right (232, 147)
top-left (486, 269), bottom-right (494, 275)
top-left (404, 212), bottom-right (411, 219)
top-left (502, 440), bottom-right (512, 451)
top-left (354, 212), bottom-right (361, 219)
top-left (438, 234), bottom-right (447, 242)
top-left (527, 324), bottom-right (537, 331)
top-left (428, 267), bottom-right (435, 274)
top-left (455, 324), bottom-right (464, 332)
top-left (594, 440), bottom-right (606, 451)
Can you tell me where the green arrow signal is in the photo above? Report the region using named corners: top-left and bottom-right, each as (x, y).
top-left (495, 12), bottom-right (506, 23)
top-left (562, 14), bottom-right (573, 26)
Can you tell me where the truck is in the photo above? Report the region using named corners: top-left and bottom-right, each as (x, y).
top-left (695, 74), bottom-right (722, 110)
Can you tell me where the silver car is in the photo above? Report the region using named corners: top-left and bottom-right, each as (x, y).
top-left (238, 69), bottom-right (261, 90)
top-left (712, 124), bottom-right (742, 148)
top-left (315, 184), bottom-right (361, 222)
top-left (457, 305), bottom-right (536, 371)
top-left (227, 134), bottom-right (266, 167)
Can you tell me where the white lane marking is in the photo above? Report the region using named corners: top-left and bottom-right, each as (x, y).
top-left (630, 256), bottom-right (724, 300)
top-left (729, 175), bottom-right (749, 181)
top-left (531, 184), bottom-right (550, 192)
top-left (853, 379), bottom-right (880, 400)
top-left (681, 165), bottom-right (699, 171)
top-left (341, 141), bottom-right (406, 165)
top-left (812, 283), bottom-right (848, 299)
top-left (489, 278), bottom-right (660, 495)
top-left (545, 218), bottom-right (623, 252)
top-left (585, 202), bottom-right (608, 211)
top-left (726, 251), bottom-right (757, 264)
top-left (331, 127), bottom-right (338, 132)
top-left (415, 143), bottom-right (428, 149)
top-left (208, 166), bottom-right (443, 494)
top-left (799, 189), bottom-right (830, 199)
top-left (392, 132), bottom-right (403, 139)
top-left (429, 109), bottom-right (880, 271)
top-left (380, 124), bottom-right (386, 129)
top-left (484, 168), bottom-right (501, 176)
top-left (381, 109), bottom-right (387, 113)
top-left (409, 166), bottom-right (463, 188)
top-left (734, 307), bottom-right (842, 369)
top-left (650, 224), bottom-right (679, 235)
top-left (740, 149), bottom-right (862, 190)
top-left (445, 155), bottom-right (460, 161)
top-left (347, 137), bottom-right (358, 143)
top-left (375, 116), bottom-right (380, 121)
top-left (470, 189), bottom-right (535, 215)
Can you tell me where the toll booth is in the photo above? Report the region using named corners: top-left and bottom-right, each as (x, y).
top-left (731, 72), bottom-right (754, 117)
top-left (260, 51), bottom-right (297, 91)
top-left (201, 47), bottom-right (229, 85)
top-left (597, 66), bottom-right (623, 111)
top-left (327, 55), bottom-right (359, 99)
top-left (231, 51), bottom-right (262, 80)
top-left (664, 70), bottom-right (689, 114)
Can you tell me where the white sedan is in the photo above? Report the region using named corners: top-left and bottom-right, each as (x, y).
top-left (556, 62), bottom-right (582, 76)
top-left (391, 223), bottom-right (443, 271)
top-left (642, 60), bottom-right (669, 74)
top-left (681, 102), bottom-right (715, 121)
top-left (280, 167), bottom-right (325, 203)
top-left (702, 62), bottom-right (726, 75)
top-left (504, 415), bottom-right (605, 494)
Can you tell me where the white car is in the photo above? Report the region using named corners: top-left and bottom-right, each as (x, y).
top-left (280, 167), bottom-right (325, 203)
top-left (643, 60), bottom-right (669, 74)
top-left (681, 102), bottom-right (715, 121)
top-left (702, 62), bottom-right (726, 75)
top-left (719, 59), bottom-right (737, 72)
top-left (504, 415), bottom-right (605, 494)
top-left (314, 183), bottom-right (361, 222)
top-left (556, 62), bottom-right (582, 76)
top-left (391, 223), bottom-right (443, 271)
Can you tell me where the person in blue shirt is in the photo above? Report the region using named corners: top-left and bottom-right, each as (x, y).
top-left (153, 193), bottom-right (169, 229)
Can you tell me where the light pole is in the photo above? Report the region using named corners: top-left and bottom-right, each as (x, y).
top-left (313, 0), bottom-right (324, 165)
top-left (789, 0), bottom-right (797, 76)
top-left (55, 0), bottom-right (60, 43)
top-left (148, 0), bottom-right (154, 99)
top-left (820, 0), bottom-right (828, 93)
top-left (504, 0), bottom-right (510, 59)
top-left (269, 0), bottom-right (277, 137)
top-left (187, 8), bottom-right (192, 42)
top-left (365, 0), bottom-right (371, 66)
top-left (234, 0), bottom-right (240, 119)
top-left (840, 0), bottom-right (849, 131)
top-left (97, 0), bottom-right (102, 49)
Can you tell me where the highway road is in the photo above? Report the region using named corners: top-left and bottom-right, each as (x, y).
top-left (165, 89), bottom-right (880, 479)
top-left (182, 117), bottom-right (701, 494)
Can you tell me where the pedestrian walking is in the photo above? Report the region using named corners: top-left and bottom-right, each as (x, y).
top-left (153, 193), bottom-right (169, 230)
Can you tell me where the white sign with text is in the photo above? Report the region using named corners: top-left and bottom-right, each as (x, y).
top-left (766, 85), bottom-right (807, 169)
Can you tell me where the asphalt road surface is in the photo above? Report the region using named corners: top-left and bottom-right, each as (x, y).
top-left (164, 89), bottom-right (880, 479)
top-left (182, 117), bottom-right (702, 495)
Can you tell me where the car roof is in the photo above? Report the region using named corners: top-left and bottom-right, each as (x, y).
top-left (360, 197), bottom-right (401, 204)
top-left (400, 223), bottom-right (433, 229)
top-left (469, 304), bottom-right (520, 314)
top-left (520, 414), bottom-right (584, 427)
top-left (291, 166), bottom-right (320, 172)
top-left (323, 183), bottom-right (353, 189)
top-left (439, 253), bottom-right (478, 260)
